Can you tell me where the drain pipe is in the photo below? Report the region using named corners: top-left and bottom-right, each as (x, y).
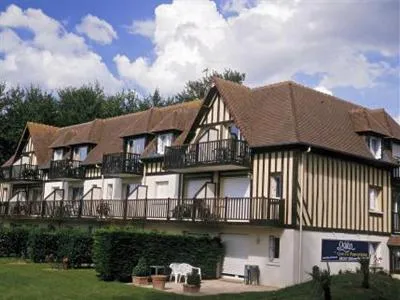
top-left (298, 146), bottom-right (311, 284)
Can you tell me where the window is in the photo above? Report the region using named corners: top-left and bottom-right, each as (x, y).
top-left (369, 186), bottom-right (382, 212)
top-left (368, 137), bottom-right (382, 159)
top-left (270, 173), bottom-right (283, 199)
top-left (71, 187), bottom-right (83, 201)
top-left (269, 236), bottom-right (280, 260)
top-left (106, 184), bottom-right (113, 199)
top-left (126, 137), bottom-right (146, 154)
top-left (229, 125), bottom-right (240, 139)
top-left (1, 188), bottom-right (8, 202)
top-left (53, 149), bottom-right (63, 161)
top-left (157, 133), bottom-right (174, 155)
top-left (393, 143), bottom-right (400, 159)
top-left (73, 146), bottom-right (88, 161)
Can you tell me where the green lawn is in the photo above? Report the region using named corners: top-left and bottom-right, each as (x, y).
top-left (0, 259), bottom-right (399, 300)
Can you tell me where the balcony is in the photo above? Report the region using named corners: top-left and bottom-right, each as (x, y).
top-left (49, 159), bottom-right (84, 180)
top-left (102, 153), bottom-right (143, 176)
top-left (164, 139), bottom-right (250, 172)
top-left (0, 197), bottom-right (285, 225)
top-left (0, 164), bottom-right (42, 182)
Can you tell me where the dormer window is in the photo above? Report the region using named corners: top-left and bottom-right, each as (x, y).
top-left (126, 137), bottom-right (146, 154)
top-left (393, 142), bottom-right (400, 160)
top-left (73, 146), bottom-right (88, 161)
top-left (157, 133), bottom-right (174, 155)
top-left (367, 136), bottom-right (382, 159)
top-left (53, 149), bottom-right (63, 161)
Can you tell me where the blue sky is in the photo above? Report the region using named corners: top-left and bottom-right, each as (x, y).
top-left (0, 0), bottom-right (399, 121)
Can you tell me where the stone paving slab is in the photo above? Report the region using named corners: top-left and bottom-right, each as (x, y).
top-left (129, 279), bottom-right (279, 296)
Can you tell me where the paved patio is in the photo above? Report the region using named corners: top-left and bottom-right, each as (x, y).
top-left (130, 278), bottom-right (279, 296)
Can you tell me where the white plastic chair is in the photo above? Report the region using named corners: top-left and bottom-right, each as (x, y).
top-left (178, 263), bottom-right (202, 283)
top-left (169, 263), bottom-right (181, 283)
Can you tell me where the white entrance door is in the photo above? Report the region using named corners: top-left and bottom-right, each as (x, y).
top-left (221, 234), bottom-right (249, 277)
top-left (220, 177), bottom-right (250, 220)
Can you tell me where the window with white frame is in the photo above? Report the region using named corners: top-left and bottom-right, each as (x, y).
top-left (157, 133), bottom-right (173, 155)
top-left (270, 173), bottom-right (283, 199)
top-left (369, 186), bottom-right (382, 212)
top-left (73, 146), bottom-right (88, 161)
top-left (269, 236), bottom-right (280, 260)
top-left (53, 149), bottom-right (63, 161)
top-left (367, 136), bottom-right (382, 159)
top-left (126, 137), bottom-right (146, 154)
top-left (393, 142), bottom-right (400, 160)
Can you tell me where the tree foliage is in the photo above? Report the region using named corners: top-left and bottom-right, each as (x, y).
top-left (0, 68), bottom-right (245, 165)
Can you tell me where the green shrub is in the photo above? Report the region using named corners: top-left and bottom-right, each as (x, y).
top-left (132, 257), bottom-right (149, 277)
top-left (27, 228), bottom-right (93, 267)
top-left (186, 272), bottom-right (201, 286)
top-left (0, 227), bottom-right (30, 257)
top-left (93, 228), bottom-right (224, 282)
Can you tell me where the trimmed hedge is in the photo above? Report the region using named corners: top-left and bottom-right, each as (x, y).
top-left (27, 229), bottom-right (93, 267)
top-left (93, 228), bottom-right (224, 282)
top-left (0, 227), bottom-right (30, 257)
top-left (0, 227), bottom-right (92, 268)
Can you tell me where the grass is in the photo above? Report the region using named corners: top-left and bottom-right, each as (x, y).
top-left (0, 259), bottom-right (399, 300)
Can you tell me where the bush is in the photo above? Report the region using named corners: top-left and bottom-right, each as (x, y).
top-left (359, 257), bottom-right (370, 289)
top-left (27, 228), bottom-right (93, 267)
top-left (132, 257), bottom-right (149, 277)
top-left (186, 272), bottom-right (201, 286)
top-left (93, 228), bottom-right (224, 282)
top-left (309, 264), bottom-right (332, 300)
top-left (0, 227), bottom-right (30, 257)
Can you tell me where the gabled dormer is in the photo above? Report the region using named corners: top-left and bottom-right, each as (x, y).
top-left (164, 85), bottom-right (250, 172)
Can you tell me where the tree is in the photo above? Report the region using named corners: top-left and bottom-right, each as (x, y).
top-left (56, 82), bottom-right (105, 126)
top-left (176, 68), bottom-right (246, 102)
top-left (0, 84), bottom-right (58, 164)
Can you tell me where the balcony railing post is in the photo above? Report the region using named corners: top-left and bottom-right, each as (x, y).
top-left (192, 199), bottom-right (196, 221)
top-left (78, 198), bottom-right (83, 218)
top-left (41, 200), bottom-right (45, 217)
top-left (123, 197), bottom-right (128, 220)
top-left (224, 197), bottom-right (228, 221)
top-left (279, 200), bottom-right (285, 223)
top-left (166, 197), bottom-right (170, 220)
top-left (144, 197), bottom-right (148, 220)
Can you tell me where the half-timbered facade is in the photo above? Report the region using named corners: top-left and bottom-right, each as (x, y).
top-left (1, 78), bottom-right (399, 287)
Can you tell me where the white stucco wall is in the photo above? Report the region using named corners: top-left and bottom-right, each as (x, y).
top-left (144, 174), bottom-right (180, 198)
top-left (298, 230), bottom-right (390, 282)
top-left (44, 181), bottom-right (69, 199)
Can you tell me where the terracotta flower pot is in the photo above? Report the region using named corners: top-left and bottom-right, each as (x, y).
top-left (183, 284), bottom-right (201, 293)
top-left (133, 276), bottom-right (149, 285)
top-left (151, 275), bottom-right (168, 290)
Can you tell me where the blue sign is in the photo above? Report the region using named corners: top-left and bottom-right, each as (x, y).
top-left (321, 239), bottom-right (369, 262)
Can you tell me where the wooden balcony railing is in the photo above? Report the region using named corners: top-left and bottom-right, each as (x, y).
top-left (0, 164), bottom-right (42, 181)
top-left (49, 159), bottom-right (84, 180)
top-left (393, 212), bottom-right (400, 233)
top-left (0, 197), bottom-right (285, 224)
top-left (102, 153), bottom-right (143, 175)
top-left (164, 139), bottom-right (250, 170)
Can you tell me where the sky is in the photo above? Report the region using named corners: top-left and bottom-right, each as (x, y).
top-left (0, 0), bottom-right (399, 122)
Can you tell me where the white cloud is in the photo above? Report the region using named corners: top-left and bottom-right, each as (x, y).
top-left (0, 5), bottom-right (122, 93)
top-left (126, 19), bottom-right (155, 39)
top-left (314, 86), bottom-right (333, 96)
top-left (76, 14), bottom-right (117, 45)
top-left (115, 0), bottom-right (399, 95)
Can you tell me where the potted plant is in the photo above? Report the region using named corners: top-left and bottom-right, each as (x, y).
top-left (151, 272), bottom-right (168, 290)
top-left (183, 272), bottom-right (201, 293)
top-left (132, 257), bottom-right (149, 285)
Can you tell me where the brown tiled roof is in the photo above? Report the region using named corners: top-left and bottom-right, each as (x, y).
top-left (2, 122), bottom-right (59, 167)
top-left (211, 78), bottom-right (400, 163)
top-left (369, 109), bottom-right (400, 141)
